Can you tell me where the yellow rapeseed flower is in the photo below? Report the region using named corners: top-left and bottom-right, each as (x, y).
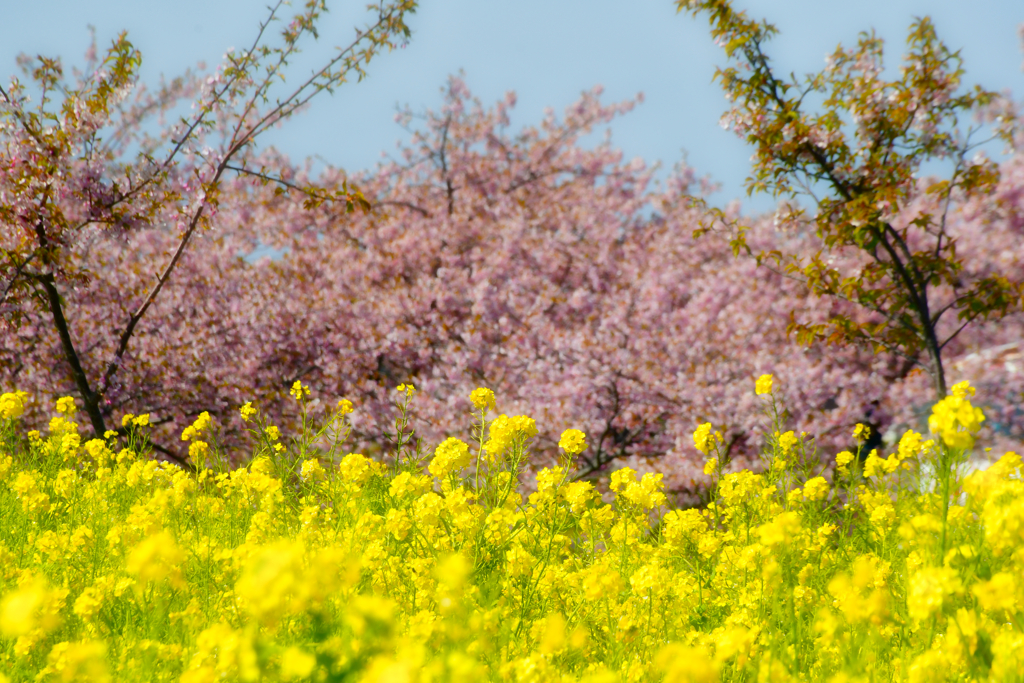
top-left (299, 458), bottom-right (326, 483)
top-left (280, 646), bottom-right (317, 681)
top-left (619, 472), bottom-right (666, 510)
top-left (338, 453), bottom-right (372, 485)
top-left (537, 613), bottom-right (567, 655)
top-left (126, 531), bottom-right (186, 590)
top-left (470, 387), bottom-right (496, 412)
top-left (509, 415), bottom-right (538, 439)
top-left (290, 380), bottom-right (311, 401)
top-left (562, 480), bottom-right (595, 514)
top-left (755, 374), bottom-right (773, 395)
top-left (239, 402), bottom-right (257, 422)
top-left (928, 384), bottom-right (985, 450)
top-left (188, 441), bottom-right (210, 464)
top-left (758, 511), bottom-right (801, 547)
top-left (181, 412), bottom-right (212, 441)
top-left (972, 573), bottom-right (1017, 613)
top-left (558, 429), bottom-right (587, 456)
top-left (385, 509), bottom-right (412, 540)
top-left (0, 390), bottom-right (29, 419)
top-left (337, 398), bottom-right (354, 415)
top-left (896, 430), bottom-right (933, 462)
top-left (803, 476), bottom-right (829, 501)
top-left (836, 450), bottom-right (855, 475)
top-left (413, 492), bottom-right (445, 527)
top-left (429, 437), bottom-right (471, 480)
top-left (55, 396), bottom-right (76, 415)
top-left (907, 566), bottom-right (962, 622)
top-left (656, 643), bottom-right (718, 683)
top-left (185, 621), bottom-right (259, 680)
top-left (0, 574), bottom-right (62, 638)
top-left (49, 416), bottom-right (76, 436)
top-left (12, 471), bottom-right (50, 514)
top-left (235, 542), bottom-right (306, 625)
top-left (484, 414), bottom-right (537, 457)
top-left (5, 374), bottom-right (1023, 680)
top-left (536, 466), bottom-right (565, 494)
top-left (609, 467), bottom-right (636, 493)
top-left (863, 449), bottom-right (884, 478)
top-left (775, 430), bottom-right (799, 454)
top-left (662, 509), bottom-right (707, 547)
top-left (950, 380), bottom-right (975, 399)
top-left (43, 641), bottom-right (110, 683)
top-left (692, 422), bottom-right (720, 455)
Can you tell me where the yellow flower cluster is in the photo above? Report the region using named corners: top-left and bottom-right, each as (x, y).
top-left (469, 387), bottom-right (496, 412)
top-left (558, 428), bottom-right (587, 456)
top-left (180, 412), bottom-right (213, 466)
top-left (861, 429), bottom-right (936, 479)
top-left (180, 412), bottom-right (211, 442)
top-left (0, 381), bottom-right (1022, 682)
top-left (483, 413), bottom-right (537, 458)
top-left (428, 437), bottom-right (471, 480)
top-left (692, 422), bottom-right (721, 456)
top-left (929, 380), bottom-right (986, 450)
top-left (55, 397), bottom-right (76, 415)
top-left (122, 413), bottom-right (150, 428)
top-left (289, 381), bottom-right (310, 402)
top-left (775, 430), bottom-right (799, 454)
top-left (0, 390), bottom-right (28, 420)
top-left (239, 402), bottom-right (257, 422)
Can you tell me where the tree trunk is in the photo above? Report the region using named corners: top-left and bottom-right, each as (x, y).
top-left (925, 336), bottom-right (948, 400)
top-left (39, 274), bottom-right (107, 437)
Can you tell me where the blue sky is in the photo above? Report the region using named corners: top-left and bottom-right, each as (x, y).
top-left (3, 0), bottom-right (1022, 213)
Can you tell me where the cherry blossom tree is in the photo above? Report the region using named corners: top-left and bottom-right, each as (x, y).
top-left (677, 0), bottom-right (1023, 401)
top-left (0, 0), bottom-right (416, 448)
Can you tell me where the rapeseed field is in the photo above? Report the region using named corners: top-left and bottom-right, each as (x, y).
top-left (1, 377), bottom-right (1022, 681)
